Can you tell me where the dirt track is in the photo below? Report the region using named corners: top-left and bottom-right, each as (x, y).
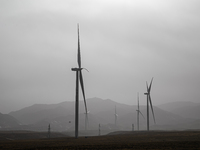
top-left (0, 131), bottom-right (200, 149)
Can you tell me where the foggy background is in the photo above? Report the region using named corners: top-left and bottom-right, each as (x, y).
top-left (0, 0), bottom-right (200, 114)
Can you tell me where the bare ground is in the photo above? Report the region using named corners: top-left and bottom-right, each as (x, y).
top-left (0, 130), bottom-right (200, 150)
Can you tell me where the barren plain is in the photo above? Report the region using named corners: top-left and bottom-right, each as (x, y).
top-left (0, 130), bottom-right (200, 150)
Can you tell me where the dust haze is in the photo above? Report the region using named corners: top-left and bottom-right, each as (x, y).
top-left (0, 0), bottom-right (200, 115)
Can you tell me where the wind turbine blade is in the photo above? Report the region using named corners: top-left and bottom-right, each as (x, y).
top-left (149, 94), bottom-right (156, 124)
top-left (82, 68), bottom-right (89, 72)
top-left (146, 81), bottom-right (149, 92)
top-left (79, 70), bottom-right (87, 113)
top-left (148, 77), bottom-right (153, 93)
top-left (77, 24), bottom-right (81, 68)
top-left (139, 110), bottom-right (145, 119)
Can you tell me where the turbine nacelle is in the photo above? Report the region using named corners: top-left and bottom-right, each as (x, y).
top-left (71, 68), bottom-right (89, 72)
top-left (144, 92), bottom-right (148, 95)
top-left (71, 68), bottom-right (82, 71)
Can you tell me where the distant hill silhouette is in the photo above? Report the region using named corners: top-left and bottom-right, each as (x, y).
top-left (0, 113), bottom-right (20, 128)
top-left (158, 101), bottom-right (200, 119)
top-left (4, 98), bottom-right (200, 131)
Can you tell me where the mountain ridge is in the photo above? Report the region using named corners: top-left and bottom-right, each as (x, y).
top-left (2, 97), bottom-right (199, 131)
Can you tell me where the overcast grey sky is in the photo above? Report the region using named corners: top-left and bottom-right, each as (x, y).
top-left (0, 0), bottom-right (200, 113)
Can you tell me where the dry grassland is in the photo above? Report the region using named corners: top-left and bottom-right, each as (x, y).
top-left (0, 131), bottom-right (200, 150)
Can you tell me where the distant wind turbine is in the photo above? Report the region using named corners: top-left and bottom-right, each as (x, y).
top-left (71, 24), bottom-right (88, 138)
top-left (99, 123), bottom-right (101, 136)
top-left (48, 124), bottom-right (51, 138)
top-left (144, 78), bottom-right (156, 131)
top-left (84, 110), bottom-right (90, 130)
top-left (136, 93), bottom-right (145, 131)
top-left (115, 105), bottom-right (118, 127)
top-left (132, 124), bottom-right (134, 131)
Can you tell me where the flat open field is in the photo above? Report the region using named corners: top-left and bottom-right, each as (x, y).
top-left (0, 131), bottom-right (200, 150)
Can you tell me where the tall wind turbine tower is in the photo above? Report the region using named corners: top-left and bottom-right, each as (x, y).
top-left (136, 93), bottom-right (145, 131)
top-left (144, 78), bottom-right (156, 131)
top-left (71, 24), bottom-right (88, 138)
top-left (115, 105), bottom-right (118, 127)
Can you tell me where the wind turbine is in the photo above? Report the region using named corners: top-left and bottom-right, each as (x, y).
top-left (84, 110), bottom-right (90, 130)
top-left (99, 123), bottom-right (101, 136)
top-left (115, 105), bottom-right (118, 128)
top-left (48, 124), bottom-right (51, 138)
top-left (71, 24), bottom-right (88, 138)
top-left (132, 124), bottom-right (134, 131)
top-left (136, 92), bottom-right (145, 131)
top-left (144, 78), bottom-right (156, 131)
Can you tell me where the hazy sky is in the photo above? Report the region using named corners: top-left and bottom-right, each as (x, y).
top-left (0, 0), bottom-right (200, 113)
